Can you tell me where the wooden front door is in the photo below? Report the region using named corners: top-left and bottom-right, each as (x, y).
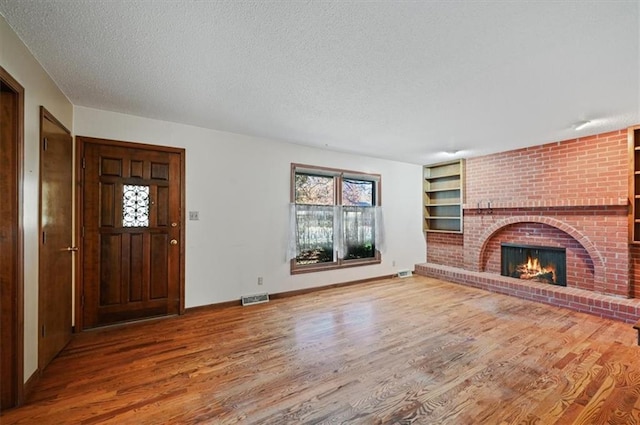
top-left (38, 107), bottom-right (74, 371)
top-left (78, 137), bottom-right (184, 329)
top-left (0, 67), bottom-right (24, 410)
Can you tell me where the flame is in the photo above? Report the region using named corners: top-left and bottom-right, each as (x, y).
top-left (527, 257), bottom-right (540, 271)
top-left (518, 255), bottom-right (556, 283)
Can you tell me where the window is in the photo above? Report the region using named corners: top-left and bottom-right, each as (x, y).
top-left (289, 164), bottom-right (383, 274)
top-left (122, 184), bottom-right (150, 227)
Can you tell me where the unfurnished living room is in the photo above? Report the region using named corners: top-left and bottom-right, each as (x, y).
top-left (1, 1), bottom-right (639, 424)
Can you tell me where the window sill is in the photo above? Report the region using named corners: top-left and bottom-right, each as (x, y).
top-left (290, 255), bottom-right (381, 275)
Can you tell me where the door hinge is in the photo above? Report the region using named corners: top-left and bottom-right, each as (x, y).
top-left (41, 325), bottom-right (45, 337)
top-left (42, 231), bottom-right (46, 244)
top-left (82, 226), bottom-right (85, 238)
top-left (81, 295), bottom-right (85, 307)
top-left (43, 137), bottom-right (48, 151)
top-left (82, 157), bottom-right (86, 169)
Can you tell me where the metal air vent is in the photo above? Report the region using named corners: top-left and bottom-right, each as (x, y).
top-left (241, 293), bottom-right (269, 306)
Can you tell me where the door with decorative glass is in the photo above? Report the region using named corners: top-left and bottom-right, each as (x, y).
top-left (78, 137), bottom-right (184, 329)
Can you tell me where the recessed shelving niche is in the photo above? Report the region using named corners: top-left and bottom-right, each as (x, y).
top-left (423, 159), bottom-right (464, 233)
top-left (629, 126), bottom-right (640, 243)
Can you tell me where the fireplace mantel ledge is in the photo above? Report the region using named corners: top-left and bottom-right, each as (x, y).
top-left (463, 198), bottom-right (628, 210)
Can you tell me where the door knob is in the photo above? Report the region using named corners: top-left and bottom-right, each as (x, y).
top-left (65, 246), bottom-right (78, 252)
top-left (170, 239), bottom-right (178, 245)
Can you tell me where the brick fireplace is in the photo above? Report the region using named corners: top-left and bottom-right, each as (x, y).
top-left (501, 243), bottom-right (566, 286)
top-left (416, 129), bottom-right (640, 323)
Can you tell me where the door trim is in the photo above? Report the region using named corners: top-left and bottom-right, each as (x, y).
top-left (0, 66), bottom-right (24, 407)
top-left (75, 136), bottom-right (186, 331)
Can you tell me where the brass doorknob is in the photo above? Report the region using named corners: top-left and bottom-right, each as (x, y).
top-left (170, 239), bottom-right (178, 245)
top-left (65, 246), bottom-right (78, 252)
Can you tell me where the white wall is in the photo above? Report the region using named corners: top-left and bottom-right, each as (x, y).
top-left (74, 106), bottom-right (425, 307)
top-left (2, 10), bottom-right (424, 383)
top-left (0, 16), bottom-right (74, 381)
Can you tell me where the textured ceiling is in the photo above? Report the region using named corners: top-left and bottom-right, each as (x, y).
top-left (1, 1), bottom-right (638, 164)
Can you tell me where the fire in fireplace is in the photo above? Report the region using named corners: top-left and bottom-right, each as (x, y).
top-left (501, 243), bottom-right (566, 286)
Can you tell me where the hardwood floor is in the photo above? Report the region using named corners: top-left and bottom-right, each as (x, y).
top-left (2, 276), bottom-right (639, 424)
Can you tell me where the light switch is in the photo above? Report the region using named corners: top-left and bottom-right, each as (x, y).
top-left (189, 211), bottom-right (199, 221)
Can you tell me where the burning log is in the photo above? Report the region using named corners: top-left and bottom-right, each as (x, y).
top-left (534, 271), bottom-right (555, 283)
top-left (512, 261), bottom-right (556, 283)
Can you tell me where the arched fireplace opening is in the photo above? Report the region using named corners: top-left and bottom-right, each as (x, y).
top-left (481, 222), bottom-right (594, 291)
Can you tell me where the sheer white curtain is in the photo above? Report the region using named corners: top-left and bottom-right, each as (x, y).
top-left (342, 206), bottom-right (386, 259)
top-left (287, 203), bottom-right (298, 260)
top-left (287, 204), bottom-right (335, 262)
top-left (374, 206), bottom-right (385, 253)
top-left (287, 204), bottom-right (385, 261)
top-left (342, 206), bottom-right (372, 259)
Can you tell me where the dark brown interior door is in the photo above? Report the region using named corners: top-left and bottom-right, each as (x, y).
top-left (0, 68), bottom-right (24, 410)
top-left (39, 107), bottom-right (73, 371)
top-left (79, 137), bottom-right (184, 329)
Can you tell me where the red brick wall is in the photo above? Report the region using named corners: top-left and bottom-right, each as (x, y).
top-left (426, 129), bottom-right (632, 298)
top-left (465, 130), bottom-right (628, 207)
top-left (426, 232), bottom-right (463, 266)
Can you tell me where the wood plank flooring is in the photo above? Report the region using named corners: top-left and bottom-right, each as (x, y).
top-left (2, 275), bottom-right (640, 424)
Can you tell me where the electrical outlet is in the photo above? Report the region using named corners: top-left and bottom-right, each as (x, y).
top-left (258, 277), bottom-right (263, 285)
top-left (189, 211), bottom-right (199, 221)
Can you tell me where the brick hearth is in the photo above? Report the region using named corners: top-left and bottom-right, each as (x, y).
top-left (417, 129), bottom-right (640, 322)
top-left (415, 263), bottom-right (640, 323)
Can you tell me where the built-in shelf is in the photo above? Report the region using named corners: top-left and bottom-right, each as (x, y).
top-left (424, 159), bottom-right (464, 233)
top-left (630, 126), bottom-right (640, 243)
